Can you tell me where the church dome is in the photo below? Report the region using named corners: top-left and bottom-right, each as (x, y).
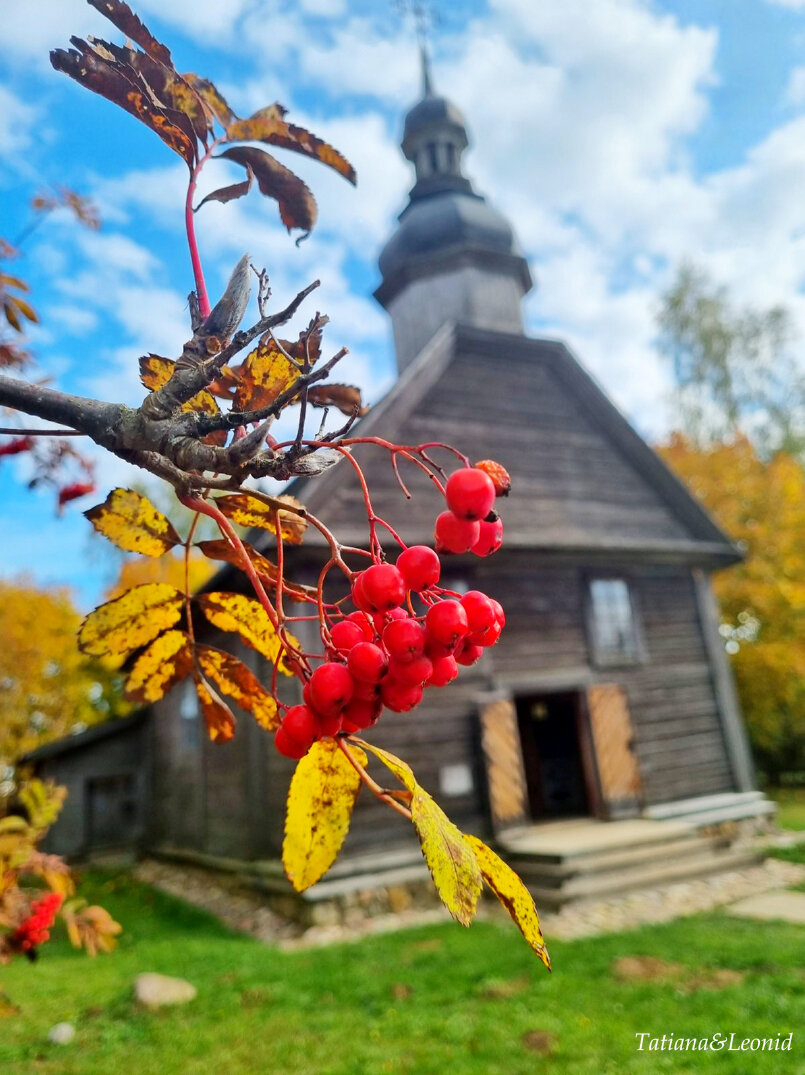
top-left (378, 189), bottom-right (521, 282)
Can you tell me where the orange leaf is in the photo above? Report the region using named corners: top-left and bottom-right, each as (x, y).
top-left (196, 644), bottom-right (279, 730)
top-left (226, 104), bottom-right (356, 185)
top-left (233, 335), bottom-right (301, 411)
top-left (307, 384), bottom-right (368, 417)
top-left (195, 677), bottom-right (236, 742)
top-left (197, 539), bottom-right (316, 602)
top-left (214, 493), bottom-right (307, 544)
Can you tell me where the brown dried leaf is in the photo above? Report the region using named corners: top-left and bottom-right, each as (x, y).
top-left (51, 41), bottom-right (197, 167)
top-left (197, 539), bottom-right (316, 602)
top-left (217, 145), bottom-right (317, 236)
top-left (195, 166), bottom-right (253, 211)
top-left (88, 0), bottom-right (173, 67)
top-left (183, 73), bottom-right (237, 131)
top-left (226, 104), bottom-right (356, 185)
top-left (307, 384), bottom-right (368, 417)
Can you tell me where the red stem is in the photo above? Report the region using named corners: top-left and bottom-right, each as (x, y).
top-left (185, 143), bottom-right (220, 320)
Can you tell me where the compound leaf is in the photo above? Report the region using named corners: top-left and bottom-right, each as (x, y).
top-left (195, 677), bottom-right (236, 742)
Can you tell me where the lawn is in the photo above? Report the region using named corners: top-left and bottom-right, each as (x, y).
top-left (769, 788), bottom-right (805, 832)
top-left (1, 872), bottom-right (803, 1074)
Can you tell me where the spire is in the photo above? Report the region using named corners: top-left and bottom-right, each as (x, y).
top-left (420, 39), bottom-right (434, 97)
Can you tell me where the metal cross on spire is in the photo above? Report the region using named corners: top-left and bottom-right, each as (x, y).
top-left (394, 0), bottom-right (439, 97)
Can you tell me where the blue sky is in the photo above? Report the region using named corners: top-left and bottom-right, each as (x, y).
top-left (3, 0), bottom-right (805, 607)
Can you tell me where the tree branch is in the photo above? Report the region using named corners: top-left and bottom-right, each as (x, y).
top-left (0, 376), bottom-right (123, 441)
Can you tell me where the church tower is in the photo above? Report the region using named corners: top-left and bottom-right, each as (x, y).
top-left (374, 49), bottom-right (534, 372)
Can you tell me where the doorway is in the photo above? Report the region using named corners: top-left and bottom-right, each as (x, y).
top-left (515, 691), bottom-right (590, 819)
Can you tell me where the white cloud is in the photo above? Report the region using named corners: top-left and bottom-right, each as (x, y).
top-left (785, 64), bottom-right (805, 106)
top-left (0, 84), bottom-right (37, 159)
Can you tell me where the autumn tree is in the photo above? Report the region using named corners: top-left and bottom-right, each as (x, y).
top-left (658, 266), bottom-right (805, 782)
top-left (0, 580), bottom-right (124, 775)
top-left (0, 1), bottom-right (549, 968)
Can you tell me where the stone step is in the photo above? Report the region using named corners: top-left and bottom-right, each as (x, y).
top-left (527, 846), bottom-right (765, 910)
top-left (500, 819), bottom-right (699, 864)
top-left (512, 835), bottom-right (731, 888)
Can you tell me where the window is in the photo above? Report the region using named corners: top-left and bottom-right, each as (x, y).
top-left (178, 680), bottom-right (199, 751)
top-left (426, 141), bottom-right (439, 173)
top-left (588, 578), bottom-right (641, 666)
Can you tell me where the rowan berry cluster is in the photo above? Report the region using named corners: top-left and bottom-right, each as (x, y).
top-left (274, 464), bottom-right (509, 758)
top-left (9, 892), bottom-right (63, 954)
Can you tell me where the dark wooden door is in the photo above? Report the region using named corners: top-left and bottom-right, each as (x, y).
top-left (87, 773), bottom-right (140, 848)
top-left (516, 691), bottom-right (589, 819)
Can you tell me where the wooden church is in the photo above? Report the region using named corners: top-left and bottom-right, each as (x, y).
top-left (27, 61), bottom-right (773, 911)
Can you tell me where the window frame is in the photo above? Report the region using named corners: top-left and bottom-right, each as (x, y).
top-left (584, 573), bottom-right (646, 670)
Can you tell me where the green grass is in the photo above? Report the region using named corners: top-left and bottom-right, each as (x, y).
top-left (1, 871), bottom-right (804, 1074)
top-left (768, 788), bottom-right (805, 832)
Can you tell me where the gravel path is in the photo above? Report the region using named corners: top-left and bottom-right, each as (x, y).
top-left (133, 853), bottom-right (805, 949)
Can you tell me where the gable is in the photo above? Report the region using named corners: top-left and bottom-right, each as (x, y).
top-left (287, 324), bottom-right (738, 565)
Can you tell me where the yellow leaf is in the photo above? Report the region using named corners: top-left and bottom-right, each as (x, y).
top-left (282, 739), bottom-right (366, 891)
top-left (358, 742), bottom-right (483, 926)
top-left (18, 779), bottom-right (66, 831)
top-left (124, 629), bottom-right (194, 704)
top-left (234, 336), bottom-right (301, 411)
top-left (195, 677), bottom-right (236, 742)
top-left (138, 353), bottom-right (224, 435)
top-left (214, 493), bottom-right (307, 544)
top-left (78, 583), bottom-right (183, 660)
top-left (197, 539), bottom-right (316, 602)
top-left (196, 592), bottom-right (299, 675)
top-left (196, 644), bottom-right (279, 730)
top-left (464, 835), bottom-right (551, 969)
top-left (85, 487), bottom-right (181, 557)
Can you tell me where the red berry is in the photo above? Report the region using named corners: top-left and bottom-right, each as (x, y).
top-left (316, 710), bottom-right (343, 738)
top-left (353, 678), bottom-right (382, 702)
top-left (372, 606), bottom-right (408, 634)
top-left (351, 572), bottom-right (374, 613)
top-left (389, 654), bottom-right (433, 687)
top-left (360, 563), bottom-right (406, 612)
top-left (425, 637), bottom-right (456, 660)
top-left (341, 697), bottom-right (382, 732)
top-left (445, 468), bottom-right (496, 521)
top-left (491, 599), bottom-right (505, 628)
top-left (474, 459), bottom-right (511, 497)
top-left (383, 618), bottom-right (426, 663)
top-left (330, 620), bottom-right (365, 654)
top-left (309, 662), bottom-right (354, 717)
top-left (471, 515), bottom-right (503, 557)
top-left (396, 545), bottom-right (441, 591)
top-left (381, 679), bottom-right (424, 713)
top-left (346, 610), bottom-right (375, 639)
top-left (434, 511), bottom-right (480, 554)
top-left (468, 619), bottom-right (503, 647)
top-left (461, 590), bottom-right (496, 634)
top-left (275, 704), bottom-right (318, 758)
top-left (430, 655), bottom-right (459, 687)
top-left (425, 599), bottom-right (469, 647)
top-left (348, 641), bottom-right (388, 683)
top-left (455, 642), bottom-right (484, 667)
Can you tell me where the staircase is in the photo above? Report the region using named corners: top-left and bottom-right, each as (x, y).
top-left (497, 818), bottom-right (764, 911)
